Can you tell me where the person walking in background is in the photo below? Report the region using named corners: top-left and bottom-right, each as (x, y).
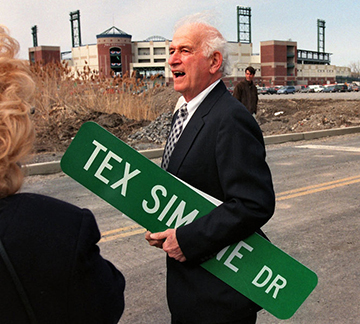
top-left (233, 66), bottom-right (259, 117)
top-left (0, 25), bottom-right (125, 324)
top-left (145, 13), bottom-right (275, 324)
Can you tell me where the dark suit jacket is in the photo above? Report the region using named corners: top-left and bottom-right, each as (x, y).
top-left (0, 193), bottom-right (125, 324)
top-left (166, 80), bottom-right (275, 323)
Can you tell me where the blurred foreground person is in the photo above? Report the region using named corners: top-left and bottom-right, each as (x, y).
top-left (0, 25), bottom-right (125, 324)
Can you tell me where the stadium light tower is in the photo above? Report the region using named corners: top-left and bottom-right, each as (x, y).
top-left (237, 6), bottom-right (251, 44)
top-left (317, 19), bottom-right (325, 53)
top-left (70, 10), bottom-right (82, 48)
top-left (31, 25), bottom-right (38, 47)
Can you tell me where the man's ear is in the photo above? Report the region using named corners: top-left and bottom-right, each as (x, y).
top-left (209, 51), bottom-right (223, 74)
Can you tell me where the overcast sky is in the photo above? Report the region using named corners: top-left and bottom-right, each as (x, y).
top-left (1, 0), bottom-right (358, 67)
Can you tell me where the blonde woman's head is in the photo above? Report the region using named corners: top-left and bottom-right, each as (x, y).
top-left (0, 25), bottom-right (35, 198)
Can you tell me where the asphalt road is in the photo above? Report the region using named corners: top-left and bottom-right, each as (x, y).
top-left (22, 133), bottom-right (360, 323)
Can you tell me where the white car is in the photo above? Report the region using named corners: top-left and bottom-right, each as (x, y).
top-left (308, 85), bottom-right (324, 93)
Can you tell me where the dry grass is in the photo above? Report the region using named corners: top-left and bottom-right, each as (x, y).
top-left (29, 61), bottom-right (165, 122)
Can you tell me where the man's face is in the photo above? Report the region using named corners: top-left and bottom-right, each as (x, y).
top-left (245, 70), bottom-right (255, 82)
top-left (168, 25), bottom-right (215, 102)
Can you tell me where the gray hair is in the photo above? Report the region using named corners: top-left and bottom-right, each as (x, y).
top-left (174, 12), bottom-right (231, 76)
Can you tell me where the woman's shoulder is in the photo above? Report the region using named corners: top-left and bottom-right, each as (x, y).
top-left (1, 193), bottom-right (98, 245)
top-left (9, 192), bottom-right (83, 211)
top-left (2, 193), bottom-right (93, 225)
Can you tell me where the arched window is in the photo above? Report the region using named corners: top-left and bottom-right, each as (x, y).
top-left (110, 47), bottom-right (122, 76)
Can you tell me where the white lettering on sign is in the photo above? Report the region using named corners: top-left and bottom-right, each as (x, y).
top-left (142, 184), bottom-right (199, 228)
top-left (216, 241), bottom-right (253, 273)
top-left (158, 194), bottom-right (178, 221)
top-left (84, 140), bottom-right (107, 170)
top-left (110, 162), bottom-right (141, 196)
top-left (166, 200), bottom-right (199, 228)
top-left (142, 185), bottom-right (166, 214)
top-left (83, 139), bottom-right (141, 197)
top-left (95, 151), bottom-right (122, 184)
top-left (252, 265), bottom-right (287, 299)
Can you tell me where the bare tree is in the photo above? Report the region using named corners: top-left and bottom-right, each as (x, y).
top-left (349, 61), bottom-right (360, 78)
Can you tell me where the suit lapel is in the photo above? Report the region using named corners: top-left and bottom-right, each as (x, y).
top-left (168, 81), bottom-right (227, 174)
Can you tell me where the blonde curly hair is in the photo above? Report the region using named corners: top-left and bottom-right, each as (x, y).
top-left (0, 25), bottom-right (35, 198)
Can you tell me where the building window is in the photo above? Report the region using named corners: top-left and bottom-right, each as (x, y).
top-left (154, 47), bottom-right (165, 55)
top-left (110, 47), bottom-right (122, 76)
top-left (29, 52), bottom-right (35, 63)
top-left (138, 48), bottom-right (150, 56)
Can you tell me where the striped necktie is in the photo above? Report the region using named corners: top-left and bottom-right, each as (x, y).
top-left (161, 104), bottom-right (188, 170)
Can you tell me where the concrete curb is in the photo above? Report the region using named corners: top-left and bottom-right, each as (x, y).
top-left (264, 126), bottom-right (360, 145)
top-left (24, 126), bottom-right (360, 176)
top-left (24, 147), bottom-right (165, 176)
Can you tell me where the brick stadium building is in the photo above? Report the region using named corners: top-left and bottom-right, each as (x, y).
top-left (29, 26), bottom-right (351, 88)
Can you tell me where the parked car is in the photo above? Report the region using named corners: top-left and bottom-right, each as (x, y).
top-left (267, 87), bottom-right (278, 94)
top-left (323, 85), bottom-right (336, 93)
top-left (352, 85), bottom-right (359, 92)
top-left (308, 85), bottom-right (324, 93)
top-left (335, 84), bottom-right (348, 92)
top-left (300, 86), bottom-right (311, 93)
top-left (258, 87), bottom-right (268, 95)
top-left (277, 86), bottom-right (296, 94)
top-left (259, 87), bottom-right (277, 95)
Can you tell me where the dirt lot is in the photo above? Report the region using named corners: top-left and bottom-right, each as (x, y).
top-left (30, 87), bottom-right (360, 160)
top-left (257, 97), bottom-right (360, 135)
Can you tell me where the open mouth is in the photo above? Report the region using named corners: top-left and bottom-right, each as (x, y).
top-left (173, 71), bottom-right (185, 78)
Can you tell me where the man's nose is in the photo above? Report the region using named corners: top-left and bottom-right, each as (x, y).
top-left (168, 51), bottom-right (180, 65)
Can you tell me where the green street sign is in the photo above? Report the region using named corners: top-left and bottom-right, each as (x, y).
top-left (61, 122), bottom-right (317, 319)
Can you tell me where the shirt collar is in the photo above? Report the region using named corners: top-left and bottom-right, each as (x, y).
top-left (181, 79), bottom-right (221, 128)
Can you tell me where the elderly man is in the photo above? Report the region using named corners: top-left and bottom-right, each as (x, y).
top-left (146, 13), bottom-right (275, 324)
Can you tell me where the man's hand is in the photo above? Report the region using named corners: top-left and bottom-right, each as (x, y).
top-left (145, 230), bottom-right (164, 248)
top-left (146, 229), bottom-right (186, 262)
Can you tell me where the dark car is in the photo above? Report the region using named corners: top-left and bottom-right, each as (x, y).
top-left (267, 87), bottom-right (277, 94)
top-left (323, 85), bottom-right (336, 93)
top-left (335, 84), bottom-right (348, 92)
top-left (259, 87), bottom-right (277, 95)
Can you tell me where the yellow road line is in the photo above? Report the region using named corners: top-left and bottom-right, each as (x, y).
top-left (100, 175), bottom-right (360, 242)
top-left (100, 228), bottom-right (146, 243)
top-left (296, 144), bottom-right (360, 153)
top-left (101, 224), bottom-right (143, 237)
top-left (276, 175), bottom-right (360, 201)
